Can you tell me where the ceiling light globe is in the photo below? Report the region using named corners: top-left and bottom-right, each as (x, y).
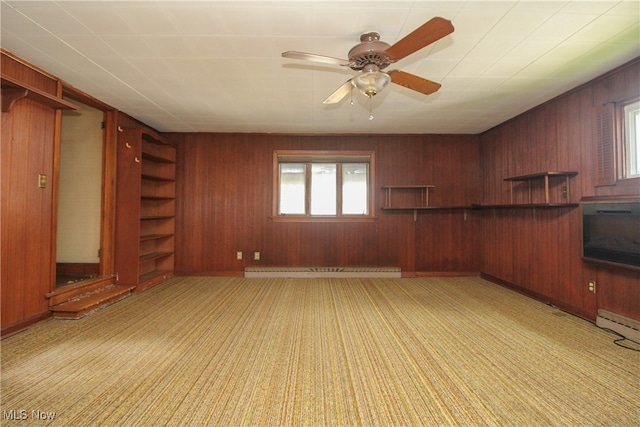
top-left (353, 71), bottom-right (390, 98)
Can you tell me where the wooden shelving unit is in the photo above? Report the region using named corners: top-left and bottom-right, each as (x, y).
top-left (115, 128), bottom-right (176, 292)
top-left (380, 172), bottom-right (578, 219)
top-left (479, 171), bottom-right (579, 209)
top-left (381, 185), bottom-right (473, 221)
top-left (381, 185), bottom-right (435, 210)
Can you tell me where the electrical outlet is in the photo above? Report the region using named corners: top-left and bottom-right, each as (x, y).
top-left (254, 251), bottom-right (260, 260)
top-left (236, 251), bottom-right (242, 260)
top-left (588, 280), bottom-right (596, 294)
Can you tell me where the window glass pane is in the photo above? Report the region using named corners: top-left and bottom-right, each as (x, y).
top-left (279, 163), bottom-right (306, 214)
top-left (342, 163), bottom-right (369, 214)
top-left (624, 101), bottom-right (640, 177)
top-left (311, 163), bottom-right (336, 215)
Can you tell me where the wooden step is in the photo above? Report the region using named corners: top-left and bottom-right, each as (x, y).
top-left (50, 284), bottom-right (135, 319)
top-left (45, 276), bottom-right (114, 307)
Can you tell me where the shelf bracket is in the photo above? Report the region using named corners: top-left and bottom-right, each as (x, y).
top-left (1, 88), bottom-right (28, 112)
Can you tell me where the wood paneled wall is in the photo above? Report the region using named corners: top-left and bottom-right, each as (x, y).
top-left (479, 58), bottom-right (640, 321)
top-left (1, 52), bottom-right (60, 334)
top-left (171, 134), bottom-right (480, 275)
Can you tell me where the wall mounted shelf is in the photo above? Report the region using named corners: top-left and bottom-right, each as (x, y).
top-left (1, 75), bottom-right (78, 112)
top-left (475, 203), bottom-right (579, 209)
top-left (381, 185), bottom-right (434, 210)
top-left (381, 172), bottom-right (579, 219)
top-left (505, 171), bottom-right (577, 205)
top-left (476, 171), bottom-right (579, 209)
top-left (380, 185), bottom-right (474, 220)
top-left (381, 205), bottom-right (474, 211)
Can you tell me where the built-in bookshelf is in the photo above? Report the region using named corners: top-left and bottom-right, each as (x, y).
top-left (115, 128), bottom-right (175, 291)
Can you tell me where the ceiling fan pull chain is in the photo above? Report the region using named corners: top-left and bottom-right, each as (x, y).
top-left (368, 97), bottom-right (374, 120)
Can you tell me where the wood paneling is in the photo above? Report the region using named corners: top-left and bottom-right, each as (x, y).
top-left (479, 58), bottom-right (640, 321)
top-left (172, 133), bottom-right (480, 275)
top-left (1, 52), bottom-right (60, 335)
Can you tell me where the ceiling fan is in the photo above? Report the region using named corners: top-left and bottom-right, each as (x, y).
top-left (282, 17), bottom-right (454, 105)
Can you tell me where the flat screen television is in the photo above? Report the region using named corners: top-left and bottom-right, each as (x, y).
top-left (582, 202), bottom-right (640, 270)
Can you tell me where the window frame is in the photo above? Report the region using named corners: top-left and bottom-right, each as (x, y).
top-left (272, 150), bottom-right (376, 222)
top-left (619, 97), bottom-right (640, 179)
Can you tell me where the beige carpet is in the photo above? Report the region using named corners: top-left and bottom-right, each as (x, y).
top-left (2, 276), bottom-right (639, 426)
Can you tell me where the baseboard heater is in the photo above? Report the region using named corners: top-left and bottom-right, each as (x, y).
top-left (596, 309), bottom-right (640, 344)
top-left (244, 267), bottom-right (401, 278)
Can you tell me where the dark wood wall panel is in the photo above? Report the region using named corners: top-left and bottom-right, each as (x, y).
top-left (479, 58), bottom-right (640, 321)
top-left (1, 53), bottom-right (59, 334)
top-left (415, 210), bottom-right (478, 272)
top-left (173, 133), bottom-right (480, 274)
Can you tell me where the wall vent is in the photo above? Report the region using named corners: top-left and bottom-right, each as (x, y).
top-left (596, 309), bottom-right (640, 344)
top-left (245, 267), bottom-right (401, 278)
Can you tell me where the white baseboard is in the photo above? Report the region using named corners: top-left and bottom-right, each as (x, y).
top-left (245, 267), bottom-right (401, 278)
top-left (596, 309), bottom-right (640, 344)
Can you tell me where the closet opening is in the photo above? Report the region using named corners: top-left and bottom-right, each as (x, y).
top-left (55, 94), bottom-right (110, 288)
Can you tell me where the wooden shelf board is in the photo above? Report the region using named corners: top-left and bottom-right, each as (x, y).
top-left (138, 270), bottom-right (172, 283)
top-left (504, 171), bottom-right (578, 181)
top-left (475, 203), bottom-right (579, 209)
top-left (136, 270), bottom-right (173, 292)
top-left (139, 251), bottom-right (173, 262)
top-left (141, 195), bottom-right (175, 200)
top-left (141, 151), bottom-right (176, 164)
top-left (382, 206), bottom-right (472, 210)
top-left (141, 173), bottom-right (175, 182)
top-left (140, 233), bottom-right (174, 242)
top-left (1, 75), bottom-right (78, 111)
top-left (141, 130), bottom-right (171, 145)
top-left (381, 185), bottom-right (435, 189)
top-left (140, 215), bottom-right (174, 220)
top-left (140, 233), bottom-right (173, 242)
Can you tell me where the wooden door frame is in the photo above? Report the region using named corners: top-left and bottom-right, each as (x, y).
top-left (51, 84), bottom-right (119, 291)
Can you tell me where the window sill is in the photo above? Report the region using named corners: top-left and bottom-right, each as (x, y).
top-left (270, 215), bottom-right (377, 223)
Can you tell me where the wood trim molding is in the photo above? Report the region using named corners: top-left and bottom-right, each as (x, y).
top-left (1, 312), bottom-right (52, 339)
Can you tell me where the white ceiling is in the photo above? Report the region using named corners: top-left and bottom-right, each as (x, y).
top-left (2, 1), bottom-right (639, 134)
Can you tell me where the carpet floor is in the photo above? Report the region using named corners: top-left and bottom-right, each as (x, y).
top-left (1, 276), bottom-right (639, 426)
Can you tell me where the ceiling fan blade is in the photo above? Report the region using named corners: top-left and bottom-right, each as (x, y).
top-left (388, 70), bottom-right (441, 95)
top-left (282, 51), bottom-right (350, 66)
top-left (384, 17), bottom-right (454, 62)
top-left (323, 79), bottom-right (354, 104)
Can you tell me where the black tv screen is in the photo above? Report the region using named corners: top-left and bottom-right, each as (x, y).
top-left (582, 202), bottom-right (640, 269)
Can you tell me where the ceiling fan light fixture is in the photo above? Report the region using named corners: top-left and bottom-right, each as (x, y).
top-left (353, 70), bottom-right (390, 98)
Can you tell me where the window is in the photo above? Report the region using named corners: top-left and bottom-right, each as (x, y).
top-left (273, 150), bottom-right (375, 221)
top-left (622, 99), bottom-right (640, 178)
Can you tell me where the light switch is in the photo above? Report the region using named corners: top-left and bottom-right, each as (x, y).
top-left (38, 174), bottom-right (47, 188)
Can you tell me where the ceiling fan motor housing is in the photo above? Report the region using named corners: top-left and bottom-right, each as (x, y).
top-left (348, 32), bottom-right (392, 71)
